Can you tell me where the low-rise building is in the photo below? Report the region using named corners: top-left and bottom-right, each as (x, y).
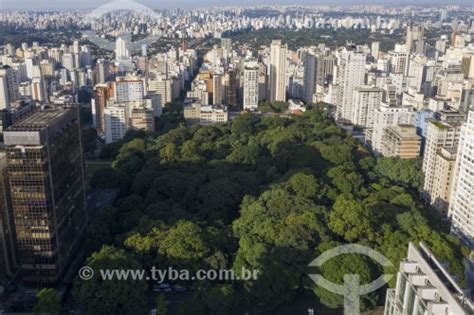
top-left (183, 99), bottom-right (228, 126)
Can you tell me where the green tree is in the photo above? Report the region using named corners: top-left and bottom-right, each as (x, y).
top-left (33, 288), bottom-right (61, 315)
top-left (328, 195), bottom-right (374, 241)
top-left (156, 293), bottom-right (168, 315)
top-left (73, 246), bottom-right (147, 315)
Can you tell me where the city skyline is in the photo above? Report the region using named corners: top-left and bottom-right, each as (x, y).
top-left (1, 0), bottom-right (473, 10)
top-left (0, 2), bottom-right (472, 313)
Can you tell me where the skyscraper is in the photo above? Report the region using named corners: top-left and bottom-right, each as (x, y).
top-left (448, 110), bottom-right (474, 248)
top-left (104, 105), bottom-right (128, 144)
top-left (115, 80), bottom-right (144, 103)
top-left (422, 119), bottom-right (462, 213)
top-left (212, 72), bottom-right (223, 105)
top-left (405, 22), bottom-right (424, 53)
top-left (303, 49), bottom-right (316, 104)
top-left (115, 36), bottom-right (130, 60)
top-left (92, 83), bottom-right (114, 135)
top-left (0, 153), bottom-right (18, 293)
top-left (243, 59), bottom-right (259, 111)
top-left (336, 48), bottom-right (366, 121)
top-left (0, 66), bottom-right (20, 110)
top-left (2, 107), bottom-right (87, 285)
top-left (221, 38), bottom-right (232, 52)
top-left (269, 40), bottom-right (288, 102)
top-left (351, 86), bottom-right (383, 128)
top-left (315, 53), bottom-right (335, 86)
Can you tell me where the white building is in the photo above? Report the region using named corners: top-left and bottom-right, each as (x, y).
top-left (449, 110), bottom-right (474, 248)
top-left (336, 48), bottom-right (366, 121)
top-left (269, 40), bottom-right (288, 102)
top-left (104, 105), bottom-right (128, 144)
top-left (351, 86), bottom-right (383, 128)
top-left (384, 242), bottom-right (473, 315)
top-left (115, 37), bottom-right (130, 60)
top-left (243, 59), bottom-right (259, 110)
top-left (370, 104), bottom-right (415, 154)
top-left (0, 66), bottom-right (19, 109)
top-left (115, 80), bottom-right (144, 103)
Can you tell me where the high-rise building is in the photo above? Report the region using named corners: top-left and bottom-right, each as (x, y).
top-left (370, 104), bottom-right (416, 154)
top-left (221, 38), bottom-right (232, 52)
top-left (422, 119), bottom-right (462, 213)
top-left (336, 48), bottom-right (366, 121)
top-left (388, 47), bottom-right (409, 76)
top-left (2, 107), bottom-right (87, 285)
top-left (269, 40), bottom-right (288, 102)
top-left (405, 22), bottom-right (424, 53)
top-left (371, 41), bottom-right (380, 59)
top-left (223, 68), bottom-right (237, 108)
top-left (115, 80), bottom-right (144, 103)
top-left (243, 59), bottom-right (259, 111)
top-left (303, 49), bottom-right (316, 104)
top-left (115, 37), bottom-right (130, 60)
top-left (315, 54), bottom-right (335, 86)
top-left (0, 66), bottom-right (20, 109)
top-left (148, 76), bottom-right (173, 104)
top-left (351, 86), bottom-right (383, 128)
top-left (62, 53), bottom-right (75, 71)
top-left (31, 77), bottom-right (47, 103)
top-left (381, 125), bottom-right (421, 158)
top-left (212, 72), bottom-right (223, 105)
top-left (104, 105), bottom-right (128, 144)
top-left (449, 110), bottom-right (474, 248)
top-left (0, 153), bottom-right (18, 294)
top-left (0, 77), bottom-right (9, 111)
top-left (130, 108), bottom-right (155, 133)
top-left (96, 59), bottom-right (110, 84)
top-left (384, 242), bottom-right (473, 315)
top-left (92, 83), bottom-right (114, 135)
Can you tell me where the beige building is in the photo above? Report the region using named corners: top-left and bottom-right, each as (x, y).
top-left (381, 124), bottom-right (421, 158)
top-left (131, 108), bottom-right (155, 133)
top-left (269, 40), bottom-right (288, 102)
top-left (422, 119), bottom-right (462, 213)
top-left (183, 99), bottom-right (228, 126)
top-left (430, 147), bottom-right (457, 212)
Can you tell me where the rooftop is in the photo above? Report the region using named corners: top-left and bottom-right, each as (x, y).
top-left (7, 108), bottom-right (71, 132)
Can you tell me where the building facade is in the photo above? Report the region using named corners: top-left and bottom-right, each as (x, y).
top-left (448, 110), bottom-right (474, 248)
top-left (2, 107), bottom-right (87, 285)
top-left (422, 119), bottom-right (462, 213)
top-left (269, 40), bottom-right (288, 102)
top-left (381, 124), bottom-right (421, 158)
top-left (384, 242), bottom-right (473, 315)
top-left (243, 60), bottom-right (259, 110)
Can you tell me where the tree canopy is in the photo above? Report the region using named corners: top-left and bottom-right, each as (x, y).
top-left (80, 108), bottom-right (468, 314)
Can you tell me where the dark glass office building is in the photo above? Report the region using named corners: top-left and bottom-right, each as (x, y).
top-left (2, 107), bottom-right (87, 285)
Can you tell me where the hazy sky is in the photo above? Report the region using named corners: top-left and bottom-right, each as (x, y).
top-left (1, 0), bottom-right (472, 10)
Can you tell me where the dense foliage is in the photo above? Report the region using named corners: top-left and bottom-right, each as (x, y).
top-left (229, 28), bottom-right (404, 52)
top-left (77, 108), bottom-right (468, 314)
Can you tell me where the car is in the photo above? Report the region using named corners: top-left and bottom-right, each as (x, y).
top-left (173, 285), bottom-right (186, 292)
top-left (153, 283), bottom-right (171, 292)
